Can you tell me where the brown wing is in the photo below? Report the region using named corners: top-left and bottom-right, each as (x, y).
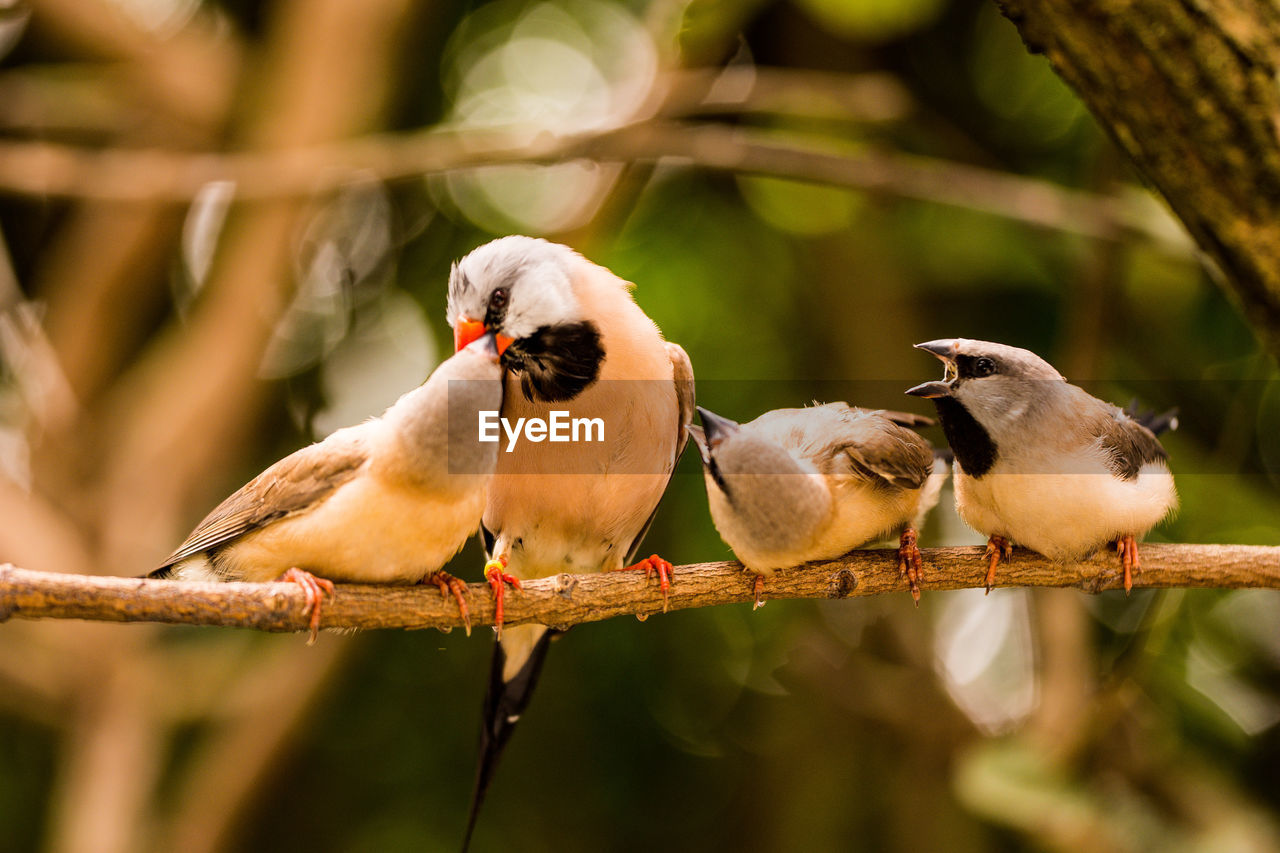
top-left (834, 412), bottom-right (934, 490)
top-left (623, 341), bottom-right (695, 563)
top-left (155, 435), bottom-right (369, 570)
top-left (667, 342), bottom-right (696, 461)
top-left (1090, 407), bottom-right (1168, 480)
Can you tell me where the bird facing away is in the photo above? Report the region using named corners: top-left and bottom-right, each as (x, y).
top-left (689, 403), bottom-right (945, 605)
top-left (906, 338), bottom-right (1177, 593)
top-left (447, 235), bottom-right (693, 850)
top-left (150, 333), bottom-right (505, 640)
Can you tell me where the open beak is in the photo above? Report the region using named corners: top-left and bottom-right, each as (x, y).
top-left (905, 381), bottom-right (952, 398)
top-left (906, 339), bottom-right (959, 398)
top-left (914, 339), bottom-right (959, 361)
top-left (454, 316), bottom-right (514, 356)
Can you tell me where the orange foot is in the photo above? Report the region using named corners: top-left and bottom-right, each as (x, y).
top-left (484, 556), bottom-right (522, 640)
top-left (280, 567), bottom-right (335, 645)
top-left (983, 535), bottom-right (1013, 594)
top-left (1116, 534), bottom-right (1142, 595)
top-left (618, 554), bottom-right (675, 613)
top-left (751, 573), bottom-right (767, 610)
top-left (424, 570), bottom-right (471, 636)
top-left (898, 527), bottom-right (925, 605)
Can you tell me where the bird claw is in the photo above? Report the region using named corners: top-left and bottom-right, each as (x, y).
top-left (280, 568), bottom-right (336, 645)
top-left (752, 573), bottom-right (766, 610)
top-left (1117, 534), bottom-right (1141, 595)
top-left (617, 554), bottom-right (675, 613)
top-left (484, 556), bottom-right (521, 640)
top-left (898, 527), bottom-right (924, 605)
top-left (983, 536), bottom-right (1013, 594)
top-left (425, 570), bottom-right (471, 636)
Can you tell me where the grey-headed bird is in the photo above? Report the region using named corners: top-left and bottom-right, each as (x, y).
top-left (150, 333), bottom-right (505, 640)
top-left (906, 338), bottom-right (1177, 593)
top-left (688, 403), bottom-right (945, 605)
top-left (447, 236), bottom-right (693, 849)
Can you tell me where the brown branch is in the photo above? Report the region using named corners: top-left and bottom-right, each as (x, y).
top-left (0, 120), bottom-right (1190, 254)
top-left (656, 68), bottom-right (914, 122)
top-left (2, 544), bottom-right (1276, 635)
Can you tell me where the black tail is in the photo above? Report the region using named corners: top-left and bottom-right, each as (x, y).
top-left (460, 629), bottom-right (557, 852)
top-left (1125, 400), bottom-right (1180, 436)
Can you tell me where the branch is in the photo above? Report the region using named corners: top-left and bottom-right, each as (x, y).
top-left (2, 544), bottom-right (1276, 635)
top-left (656, 68), bottom-right (914, 123)
top-left (0, 120), bottom-right (1190, 254)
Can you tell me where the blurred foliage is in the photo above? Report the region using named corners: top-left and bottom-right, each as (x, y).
top-left (2, 0), bottom-right (1280, 851)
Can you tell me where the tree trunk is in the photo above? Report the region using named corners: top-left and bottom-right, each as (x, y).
top-left (996, 0), bottom-right (1280, 356)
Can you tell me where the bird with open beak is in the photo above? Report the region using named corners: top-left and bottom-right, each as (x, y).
top-left (906, 338), bottom-right (1177, 593)
top-left (150, 332), bottom-right (506, 642)
top-left (689, 404), bottom-right (946, 605)
top-left (446, 236), bottom-right (693, 849)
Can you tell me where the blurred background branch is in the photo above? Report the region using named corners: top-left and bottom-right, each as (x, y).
top-left (4, 0), bottom-right (1280, 850)
top-left (0, 115), bottom-right (1192, 255)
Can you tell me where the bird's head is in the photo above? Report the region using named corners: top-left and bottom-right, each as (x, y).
top-left (447, 236), bottom-right (604, 402)
top-left (686, 406), bottom-right (741, 474)
top-left (905, 338), bottom-right (1066, 434)
top-left (446, 330), bottom-right (504, 381)
top-left (433, 331), bottom-right (505, 432)
top-left (688, 406), bottom-right (832, 559)
top-left (688, 407), bottom-right (811, 488)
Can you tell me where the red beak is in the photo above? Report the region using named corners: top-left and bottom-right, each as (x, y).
top-left (454, 317), bottom-right (514, 355)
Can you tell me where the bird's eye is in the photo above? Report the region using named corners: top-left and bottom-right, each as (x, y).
top-left (488, 288), bottom-right (508, 311)
top-left (974, 357), bottom-right (997, 377)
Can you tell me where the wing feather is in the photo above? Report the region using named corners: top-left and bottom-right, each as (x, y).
top-left (623, 342), bottom-right (694, 563)
top-left (155, 435), bottom-right (369, 570)
top-left (837, 419), bottom-right (934, 490)
top-left (790, 406), bottom-right (933, 490)
top-left (1090, 407), bottom-right (1168, 480)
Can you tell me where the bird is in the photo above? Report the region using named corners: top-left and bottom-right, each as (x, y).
top-left (149, 332), bottom-right (506, 642)
top-left (905, 338), bottom-right (1178, 594)
top-left (447, 235), bottom-right (693, 850)
top-left (688, 403), bottom-right (946, 605)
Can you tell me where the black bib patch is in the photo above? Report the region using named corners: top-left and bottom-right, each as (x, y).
top-left (932, 396), bottom-right (998, 478)
top-left (505, 321), bottom-right (605, 402)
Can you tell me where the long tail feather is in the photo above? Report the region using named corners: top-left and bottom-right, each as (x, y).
top-left (460, 628), bottom-right (557, 852)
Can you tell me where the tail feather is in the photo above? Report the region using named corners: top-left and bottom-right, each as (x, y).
top-left (460, 627), bottom-right (557, 852)
top-left (1124, 400), bottom-right (1179, 436)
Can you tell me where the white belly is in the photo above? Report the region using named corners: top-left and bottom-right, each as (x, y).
top-left (955, 458), bottom-right (1176, 560)
top-left (190, 473), bottom-right (487, 584)
top-left (724, 479), bottom-right (921, 574)
top-left (809, 481), bottom-right (920, 559)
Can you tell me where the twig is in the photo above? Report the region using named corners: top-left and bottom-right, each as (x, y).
top-left (2, 544), bottom-right (1275, 635)
top-left (656, 68), bottom-right (914, 122)
top-left (0, 120), bottom-right (1190, 253)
